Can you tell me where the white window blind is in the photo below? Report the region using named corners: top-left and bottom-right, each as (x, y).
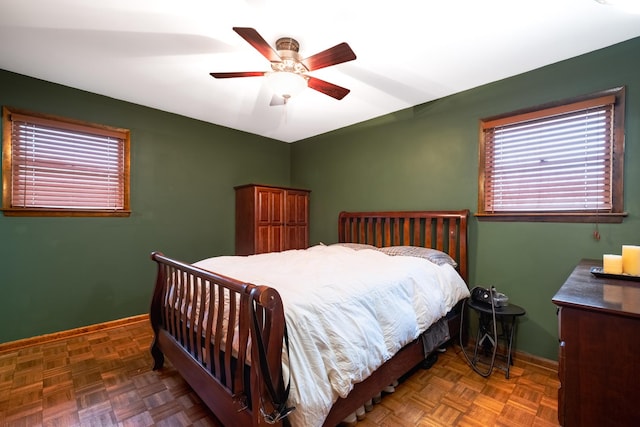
top-left (482, 95), bottom-right (614, 213)
top-left (9, 113), bottom-right (127, 211)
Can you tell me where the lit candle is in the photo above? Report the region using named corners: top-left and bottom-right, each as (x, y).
top-left (603, 254), bottom-right (623, 274)
top-left (622, 245), bottom-right (640, 276)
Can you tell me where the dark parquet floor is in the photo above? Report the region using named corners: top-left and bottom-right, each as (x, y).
top-left (0, 317), bottom-right (559, 426)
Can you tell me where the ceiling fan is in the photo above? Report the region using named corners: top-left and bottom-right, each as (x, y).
top-left (210, 27), bottom-right (356, 102)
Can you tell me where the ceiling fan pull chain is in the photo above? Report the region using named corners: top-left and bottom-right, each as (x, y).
top-left (282, 97), bottom-right (289, 124)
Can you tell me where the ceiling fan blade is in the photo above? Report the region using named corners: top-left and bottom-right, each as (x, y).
top-left (233, 27), bottom-right (282, 63)
top-left (301, 42), bottom-right (356, 71)
top-left (307, 76), bottom-right (350, 100)
top-left (210, 71), bottom-right (267, 78)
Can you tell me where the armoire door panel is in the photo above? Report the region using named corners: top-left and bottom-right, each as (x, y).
top-left (257, 190), bottom-right (270, 223)
top-left (257, 188), bottom-right (283, 224)
top-left (256, 226), bottom-right (271, 254)
top-left (270, 226), bottom-right (284, 253)
top-left (271, 190), bottom-right (284, 223)
top-left (285, 225), bottom-right (308, 250)
top-left (286, 191), bottom-right (308, 225)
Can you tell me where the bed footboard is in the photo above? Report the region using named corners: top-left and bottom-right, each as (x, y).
top-left (149, 252), bottom-right (287, 427)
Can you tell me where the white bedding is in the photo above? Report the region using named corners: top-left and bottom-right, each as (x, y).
top-left (193, 244), bottom-right (469, 427)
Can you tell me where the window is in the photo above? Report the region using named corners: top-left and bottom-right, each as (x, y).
top-left (477, 87), bottom-right (626, 223)
top-left (2, 107), bottom-right (130, 217)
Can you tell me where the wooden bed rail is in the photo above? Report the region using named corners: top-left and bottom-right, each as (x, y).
top-left (149, 252), bottom-right (287, 427)
top-left (338, 209), bottom-right (469, 282)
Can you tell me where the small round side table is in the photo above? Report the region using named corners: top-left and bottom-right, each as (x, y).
top-left (467, 299), bottom-right (526, 379)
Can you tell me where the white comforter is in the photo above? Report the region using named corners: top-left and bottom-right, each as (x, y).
top-left (193, 244), bottom-right (469, 427)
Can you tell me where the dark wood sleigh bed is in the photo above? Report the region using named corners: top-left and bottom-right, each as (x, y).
top-left (149, 209), bottom-right (469, 426)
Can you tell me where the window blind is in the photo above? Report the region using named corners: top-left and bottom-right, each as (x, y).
top-left (10, 116), bottom-right (126, 210)
top-left (482, 98), bottom-right (614, 213)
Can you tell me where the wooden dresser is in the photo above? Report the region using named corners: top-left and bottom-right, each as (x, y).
top-left (552, 259), bottom-right (640, 427)
top-left (234, 184), bottom-right (310, 255)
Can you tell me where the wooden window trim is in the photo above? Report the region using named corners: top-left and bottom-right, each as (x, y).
top-left (2, 106), bottom-right (131, 217)
top-left (477, 87), bottom-right (627, 223)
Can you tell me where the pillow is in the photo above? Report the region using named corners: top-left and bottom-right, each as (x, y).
top-left (378, 246), bottom-right (458, 268)
top-left (329, 243), bottom-right (379, 251)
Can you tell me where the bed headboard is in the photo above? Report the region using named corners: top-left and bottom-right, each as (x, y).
top-left (338, 210), bottom-right (469, 282)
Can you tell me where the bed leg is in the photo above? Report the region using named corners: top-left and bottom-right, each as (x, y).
top-left (421, 352), bottom-right (438, 370)
top-left (151, 337), bottom-right (165, 370)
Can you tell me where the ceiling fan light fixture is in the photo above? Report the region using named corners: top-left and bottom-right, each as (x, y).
top-left (210, 28), bottom-right (356, 102)
top-left (266, 71), bottom-right (307, 99)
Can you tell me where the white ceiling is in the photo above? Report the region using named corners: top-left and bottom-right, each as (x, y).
top-left (1, 0), bottom-right (640, 143)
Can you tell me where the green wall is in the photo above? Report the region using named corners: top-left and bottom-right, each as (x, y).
top-left (2, 36), bottom-right (639, 362)
top-left (291, 36), bottom-right (640, 361)
top-left (0, 70), bottom-right (290, 343)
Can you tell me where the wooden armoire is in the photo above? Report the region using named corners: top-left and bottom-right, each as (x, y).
top-left (234, 184), bottom-right (310, 255)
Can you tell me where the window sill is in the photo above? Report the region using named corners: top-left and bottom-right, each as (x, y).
top-left (2, 208), bottom-right (131, 217)
top-left (475, 212), bottom-right (627, 223)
